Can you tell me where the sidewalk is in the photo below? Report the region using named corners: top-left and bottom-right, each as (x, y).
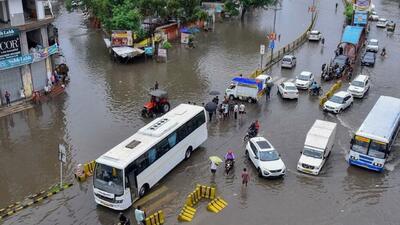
top-left (0, 101), bottom-right (34, 118)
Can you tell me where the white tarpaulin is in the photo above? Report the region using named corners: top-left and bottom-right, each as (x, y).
top-left (112, 47), bottom-right (144, 58)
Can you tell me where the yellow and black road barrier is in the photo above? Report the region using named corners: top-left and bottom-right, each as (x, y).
top-left (207, 197), bottom-right (228, 213)
top-left (75, 160), bottom-right (96, 182)
top-left (178, 184), bottom-right (225, 222)
top-left (319, 80), bottom-right (342, 106)
top-left (0, 183), bottom-right (73, 221)
top-left (145, 210), bottom-right (165, 225)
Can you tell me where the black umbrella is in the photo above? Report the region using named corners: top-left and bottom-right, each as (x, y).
top-left (209, 90), bottom-right (221, 95)
top-left (204, 101), bottom-right (217, 112)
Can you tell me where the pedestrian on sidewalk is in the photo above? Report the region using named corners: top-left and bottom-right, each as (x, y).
top-left (241, 168), bottom-right (250, 187)
top-left (210, 160), bottom-right (218, 175)
top-left (5, 90), bottom-right (11, 106)
top-left (233, 102), bottom-right (239, 119)
top-left (134, 206), bottom-right (146, 225)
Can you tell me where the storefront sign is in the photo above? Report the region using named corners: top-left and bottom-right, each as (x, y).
top-left (158, 48), bottom-right (167, 58)
top-left (111, 30), bottom-right (135, 47)
top-left (0, 28), bottom-right (21, 60)
top-left (0, 43), bottom-right (59, 70)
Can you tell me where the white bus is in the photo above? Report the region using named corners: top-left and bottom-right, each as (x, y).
top-left (349, 96), bottom-right (400, 172)
top-left (93, 104), bottom-right (208, 210)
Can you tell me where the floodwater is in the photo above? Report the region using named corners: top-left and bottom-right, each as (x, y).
top-left (1, 0), bottom-right (400, 224)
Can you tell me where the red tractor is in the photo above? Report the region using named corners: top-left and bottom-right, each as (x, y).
top-left (141, 90), bottom-right (171, 118)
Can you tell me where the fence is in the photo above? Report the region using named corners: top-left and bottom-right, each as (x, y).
top-left (249, 13), bottom-right (318, 78)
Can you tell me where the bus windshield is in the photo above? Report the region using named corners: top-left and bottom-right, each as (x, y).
top-left (368, 141), bottom-right (387, 159)
top-left (351, 136), bottom-right (369, 155)
top-left (94, 163), bottom-right (124, 196)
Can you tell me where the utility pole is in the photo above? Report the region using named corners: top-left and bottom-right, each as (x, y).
top-left (270, 1), bottom-right (281, 62)
top-left (311, 0), bottom-right (316, 23)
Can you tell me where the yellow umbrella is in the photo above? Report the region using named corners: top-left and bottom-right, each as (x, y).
top-left (209, 156), bottom-right (223, 165)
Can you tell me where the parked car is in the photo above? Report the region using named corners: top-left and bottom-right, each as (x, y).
top-left (246, 137), bottom-right (286, 178)
top-left (369, 11), bottom-right (379, 21)
top-left (277, 82), bottom-right (299, 99)
top-left (297, 120), bottom-right (337, 175)
top-left (281, 55), bottom-right (296, 69)
top-left (366, 39), bottom-right (379, 52)
top-left (295, 71), bottom-right (314, 89)
top-left (376, 18), bottom-right (388, 28)
top-left (323, 91), bottom-right (353, 113)
top-left (361, 51), bottom-right (376, 67)
top-left (347, 75), bottom-right (370, 98)
top-left (332, 54), bottom-right (350, 74)
top-left (308, 30), bottom-right (322, 41)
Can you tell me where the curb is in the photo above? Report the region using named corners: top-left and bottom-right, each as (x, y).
top-left (0, 183), bottom-right (73, 221)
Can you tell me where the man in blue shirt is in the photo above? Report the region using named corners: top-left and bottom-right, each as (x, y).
top-left (134, 206), bottom-right (145, 225)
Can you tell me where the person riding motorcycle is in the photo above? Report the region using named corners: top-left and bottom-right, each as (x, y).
top-left (381, 47), bottom-right (386, 57)
top-left (309, 81), bottom-right (320, 95)
top-left (249, 120), bottom-right (260, 137)
top-left (225, 150), bottom-right (236, 163)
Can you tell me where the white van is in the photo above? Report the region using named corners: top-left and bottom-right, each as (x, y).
top-left (297, 120), bottom-right (337, 175)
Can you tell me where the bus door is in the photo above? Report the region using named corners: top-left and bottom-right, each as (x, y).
top-left (126, 168), bottom-right (139, 202)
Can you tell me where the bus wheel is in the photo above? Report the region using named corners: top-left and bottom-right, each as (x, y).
top-left (185, 146), bottom-right (193, 160)
top-left (139, 184), bottom-right (148, 197)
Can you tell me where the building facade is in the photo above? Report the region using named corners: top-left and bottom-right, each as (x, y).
top-left (0, 0), bottom-right (58, 105)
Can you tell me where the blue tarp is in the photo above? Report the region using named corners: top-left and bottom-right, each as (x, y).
top-left (341, 26), bottom-right (364, 45)
top-left (232, 77), bottom-right (263, 91)
top-left (180, 27), bottom-right (200, 34)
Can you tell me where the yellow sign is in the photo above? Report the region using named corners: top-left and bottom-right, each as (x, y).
top-left (355, 135), bottom-right (370, 143)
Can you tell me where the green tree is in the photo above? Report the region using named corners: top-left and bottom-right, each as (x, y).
top-left (111, 6), bottom-right (142, 31)
top-left (224, 0), bottom-right (276, 21)
top-left (343, 3), bottom-right (354, 24)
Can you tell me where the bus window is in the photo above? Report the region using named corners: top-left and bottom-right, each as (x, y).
top-left (168, 132), bottom-right (177, 148)
top-left (148, 148), bottom-right (156, 164)
top-left (94, 163), bottom-right (124, 195)
top-left (351, 136), bottom-right (369, 155)
top-left (368, 141), bottom-right (387, 159)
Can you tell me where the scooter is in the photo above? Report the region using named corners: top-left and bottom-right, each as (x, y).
top-left (243, 128), bottom-right (257, 142)
top-left (225, 159), bottom-right (234, 175)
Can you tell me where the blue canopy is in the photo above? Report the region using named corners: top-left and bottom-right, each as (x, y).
top-left (341, 26), bottom-right (364, 45)
top-left (232, 77), bottom-right (263, 91)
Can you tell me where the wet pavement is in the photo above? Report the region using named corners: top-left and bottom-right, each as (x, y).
top-left (1, 0), bottom-right (400, 224)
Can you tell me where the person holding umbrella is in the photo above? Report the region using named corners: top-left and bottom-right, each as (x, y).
top-left (209, 156), bottom-right (222, 175)
top-left (205, 101), bottom-right (218, 122)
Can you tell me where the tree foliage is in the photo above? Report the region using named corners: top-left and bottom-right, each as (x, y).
top-left (79, 0), bottom-right (208, 31)
top-left (343, 3), bottom-right (353, 24)
top-left (224, 0), bottom-right (277, 20)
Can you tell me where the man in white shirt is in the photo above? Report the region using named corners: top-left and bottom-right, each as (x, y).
top-left (233, 103), bottom-right (239, 119)
top-left (134, 206), bottom-right (145, 225)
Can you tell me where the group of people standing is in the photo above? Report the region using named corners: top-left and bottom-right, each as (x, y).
top-left (210, 96), bottom-right (246, 122)
top-left (117, 205), bottom-right (146, 225)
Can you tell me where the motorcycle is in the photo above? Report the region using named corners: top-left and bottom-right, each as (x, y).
top-left (225, 159), bottom-right (234, 175)
top-left (309, 86), bottom-right (322, 96)
top-left (243, 128), bottom-right (257, 142)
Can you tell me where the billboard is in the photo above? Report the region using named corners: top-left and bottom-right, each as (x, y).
top-left (0, 28), bottom-right (21, 60)
top-left (354, 11), bottom-right (368, 26)
top-left (111, 30), bottom-right (136, 47)
top-left (355, 0), bottom-right (371, 11)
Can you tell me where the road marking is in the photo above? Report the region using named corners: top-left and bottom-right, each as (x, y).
top-left (133, 185), bottom-right (168, 207)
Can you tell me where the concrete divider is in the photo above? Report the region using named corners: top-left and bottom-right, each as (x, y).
top-left (145, 210), bottom-right (165, 225)
top-left (319, 80), bottom-right (342, 106)
top-left (178, 184), bottom-right (220, 222)
top-left (207, 197), bottom-right (228, 213)
top-left (75, 160), bottom-right (96, 182)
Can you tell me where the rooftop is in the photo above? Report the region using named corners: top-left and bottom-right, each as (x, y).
top-left (0, 16), bottom-right (54, 31)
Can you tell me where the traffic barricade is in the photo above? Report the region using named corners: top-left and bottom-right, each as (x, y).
top-left (145, 210), bottom-right (165, 225)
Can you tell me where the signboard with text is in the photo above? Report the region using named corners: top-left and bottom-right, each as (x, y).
top-left (111, 30), bottom-right (135, 47)
top-left (0, 28), bottom-right (21, 60)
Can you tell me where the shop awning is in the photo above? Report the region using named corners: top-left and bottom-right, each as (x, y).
top-left (112, 47), bottom-right (144, 58)
top-left (341, 26), bottom-right (364, 45)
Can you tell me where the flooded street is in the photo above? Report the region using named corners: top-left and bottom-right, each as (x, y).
top-left (1, 0), bottom-right (400, 224)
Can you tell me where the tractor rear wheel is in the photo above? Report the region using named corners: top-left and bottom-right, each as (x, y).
top-left (162, 103), bottom-right (171, 113)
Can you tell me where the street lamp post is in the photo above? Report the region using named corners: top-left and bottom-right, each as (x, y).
top-left (270, 6), bottom-right (277, 62)
top-left (311, 0), bottom-right (315, 23)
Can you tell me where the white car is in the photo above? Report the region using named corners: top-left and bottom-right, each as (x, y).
top-left (369, 11), bottom-right (379, 21)
top-left (323, 91), bottom-right (353, 113)
top-left (295, 71), bottom-right (314, 89)
top-left (281, 55), bottom-right (296, 69)
top-left (278, 82), bottom-right (299, 99)
top-left (366, 39), bottom-right (379, 52)
top-left (376, 18), bottom-right (388, 28)
top-left (246, 137), bottom-right (286, 178)
top-left (308, 30), bottom-right (322, 41)
top-left (347, 74), bottom-right (370, 98)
